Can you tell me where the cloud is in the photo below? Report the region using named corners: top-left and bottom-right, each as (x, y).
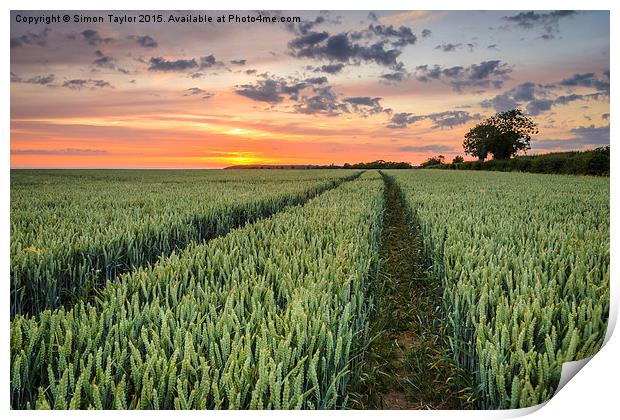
top-left (28, 74), bottom-right (55, 85)
top-left (290, 32), bottom-right (402, 68)
top-left (511, 81), bottom-right (538, 101)
top-left (468, 60), bottom-right (511, 80)
top-left (297, 90), bottom-right (387, 117)
top-left (184, 87), bottom-right (206, 95)
top-left (426, 110), bottom-right (481, 128)
top-left (230, 59), bottom-right (247, 65)
top-left (559, 72), bottom-right (610, 93)
top-left (314, 63), bottom-right (345, 74)
top-left (183, 87), bottom-right (214, 100)
top-left (147, 55), bottom-right (221, 72)
top-left (93, 50), bottom-right (114, 67)
top-left (288, 23), bottom-right (418, 74)
top-left (421, 29), bottom-right (432, 38)
top-left (367, 24), bottom-right (417, 47)
top-left (293, 85), bottom-right (348, 116)
top-left (305, 76), bottom-right (328, 85)
top-left (11, 27), bottom-right (51, 48)
top-left (286, 15), bottom-right (328, 36)
top-left (286, 11), bottom-right (342, 35)
top-left (199, 55), bottom-right (219, 68)
top-left (11, 72), bottom-right (55, 86)
top-left (387, 110), bottom-right (479, 129)
top-left (526, 99), bottom-right (554, 115)
top-left (91, 50), bottom-right (130, 74)
top-left (62, 79), bottom-right (113, 89)
top-left (289, 31), bottom-right (330, 49)
top-left (569, 124), bottom-right (609, 144)
top-left (504, 10), bottom-right (576, 29)
top-left (435, 43), bottom-right (461, 52)
top-left (343, 96), bottom-right (380, 106)
top-left (503, 10), bottom-right (577, 40)
top-left (279, 82), bottom-right (308, 100)
top-left (415, 60), bottom-right (512, 92)
top-left (434, 42), bottom-right (475, 52)
top-left (11, 148), bottom-right (109, 155)
top-left (553, 93), bottom-right (585, 105)
top-left (534, 124), bottom-right (609, 149)
top-left (387, 113), bottom-right (426, 128)
top-left (380, 71), bottom-right (408, 82)
top-left (481, 72), bottom-right (609, 115)
top-left (481, 81), bottom-right (545, 112)
top-left (135, 35), bottom-right (158, 48)
top-left (235, 78), bottom-right (290, 103)
top-left (481, 83), bottom-right (539, 114)
top-left (480, 92), bottom-right (518, 112)
top-left (81, 29), bottom-right (114, 46)
top-left (235, 74), bottom-right (387, 117)
top-left (343, 96), bottom-right (385, 115)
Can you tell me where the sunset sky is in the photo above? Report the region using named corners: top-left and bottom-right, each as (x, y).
top-left (10, 10), bottom-right (610, 168)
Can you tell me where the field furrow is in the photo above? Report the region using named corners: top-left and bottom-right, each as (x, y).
top-left (11, 169), bottom-right (360, 317)
top-left (387, 169), bottom-right (609, 409)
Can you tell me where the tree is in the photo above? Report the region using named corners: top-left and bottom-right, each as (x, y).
top-left (463, 109), bottom-right (538, 160)
top-left (452, 155), bottom-right (464, 164)
top-left (420, 155), bottom-right (445, 167)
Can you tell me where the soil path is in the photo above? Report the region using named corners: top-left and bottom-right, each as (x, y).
top-left (350, 172), bottom-right (466, 409)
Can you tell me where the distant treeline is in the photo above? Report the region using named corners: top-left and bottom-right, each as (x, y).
top-left (225, 160), bottom-right (413, 170)
top-left (343, 160), bottom-right (412, 169)
top-left (425, 147), bottom-right (610, 176)
top-left (224, 164), bottom-right (334, 169)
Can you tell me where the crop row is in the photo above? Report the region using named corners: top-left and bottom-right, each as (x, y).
top-left (10, 171), bottom-right (384, 409)
top-left (387, 169), bottom-right (609, 409)
top-left (11, 169), bottom-right (359, 317)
